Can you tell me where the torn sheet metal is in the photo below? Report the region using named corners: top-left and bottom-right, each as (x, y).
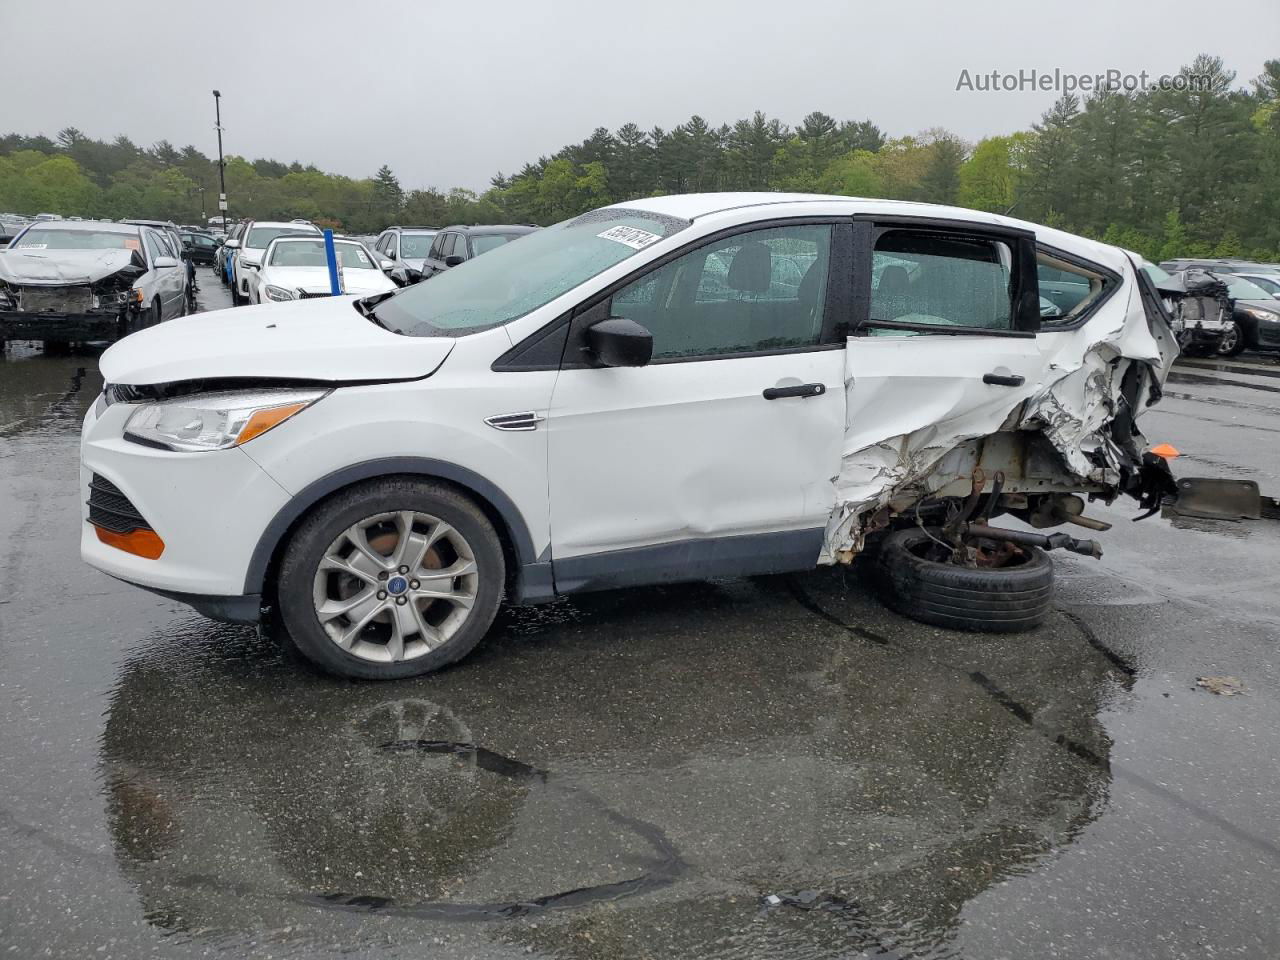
top-left (0, 248), bottom-right (140, 285)
top-left (823, 256), bottom-right (1176, 563)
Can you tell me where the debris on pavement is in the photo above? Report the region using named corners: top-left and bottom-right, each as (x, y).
top-left (1196, 676), bottom-right (1245, 696)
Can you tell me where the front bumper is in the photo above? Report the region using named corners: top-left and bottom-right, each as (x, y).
top-left (0, 309), bottom-right (127, 341)
top-left (80, 398), bottom-right (293, 603)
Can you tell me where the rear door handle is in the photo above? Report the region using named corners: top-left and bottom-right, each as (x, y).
top-left (982, 373), bottom-right (1025, 387)
top-left (763, 382), bottom-right (826, 400)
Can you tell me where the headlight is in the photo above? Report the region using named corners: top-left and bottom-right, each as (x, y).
top-left (1243, 307), bottom-right (1276, 321)
top-left (241, 257), bottom-right (261, 270)
top-left (124, 389), bottom-right (326, 452)
top-left (263, 284), bottom-right (295, 302)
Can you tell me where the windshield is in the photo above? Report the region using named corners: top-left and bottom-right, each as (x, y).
top-left (1141, 262), bottom-right (1172, 283)
top-left (269, 239), bottom-right (377, 269)
top-left (1241, 275), bottom-right (1280, 295)
top-left (399, 233), bottom-right (436, 258)
top-left (371, 209), bottom-right (688, 337)
top-left (11, 228), bottom-right (139, 251)
top-left (471, 232), bottom-right (523, 256)
top-left (1225, 276), bottom-right (1271, 301)
top-left (246, 226), bottom-right (318, 249)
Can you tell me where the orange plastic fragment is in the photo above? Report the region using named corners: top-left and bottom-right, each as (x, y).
top-left (1150, 443), bottom-right (1180, 459)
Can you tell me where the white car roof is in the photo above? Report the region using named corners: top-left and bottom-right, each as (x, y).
top-left (248, 221), bottom-right (320, 230)
top-left (610, 193), bottom-right (1130, 272)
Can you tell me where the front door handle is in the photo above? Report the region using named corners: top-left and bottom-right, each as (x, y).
top-left (763, 382), bottom-right (826, 400)
top-left (982, 373), bottom-right (1025, 387)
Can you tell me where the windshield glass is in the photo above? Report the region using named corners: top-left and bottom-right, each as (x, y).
top-left (11, 228), bottom-right (139, 251)
top-left (399, 233), bottom-right (436, 258)
top-left (1141, 262), bottom-right (1172, 283)
top-left (471, 233), bottom-right (522, 256)
top-left (246, 226), bottom-right (318, 249)
top-left (1225, 276), bottom-right (1271, 300)
top-left (1240, 275), bottom-right (1280, 295)
top-left (372, 209), bottom-right (688, 337)
top-left (269, 240), bottom-right (376, 269)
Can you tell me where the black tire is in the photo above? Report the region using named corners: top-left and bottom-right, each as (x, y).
top-left (276, 478), bottom-right (506, 680)
top-left (875, 527), bottom-right (1054, 633)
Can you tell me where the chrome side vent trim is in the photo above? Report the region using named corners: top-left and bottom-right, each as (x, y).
top-left (484, 411), bottom-right (545, 432)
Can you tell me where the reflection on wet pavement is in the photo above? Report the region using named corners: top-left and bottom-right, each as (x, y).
top-left (3, 296), bottom-right (1280, 958)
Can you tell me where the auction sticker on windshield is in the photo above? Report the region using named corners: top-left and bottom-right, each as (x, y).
top-left (15, 243), bottom-right (46, 249)
top-left (597, 225), bottom-right (662, 250)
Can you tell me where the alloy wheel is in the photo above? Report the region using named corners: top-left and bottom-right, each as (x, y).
top-left (312, 510), bottom-right (479, 663)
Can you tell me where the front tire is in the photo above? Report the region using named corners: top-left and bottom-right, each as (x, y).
top-left (276, 478), bottom-right (505, 679)
top-left (1217, 321), bottom-right (1247, 357)
top-left (875, 527), bottom-right (1054, 633)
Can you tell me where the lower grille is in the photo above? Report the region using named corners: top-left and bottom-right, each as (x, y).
top-left (88, 474), bottom-right (152, 534)
top-left (21, 284), bottom-right (93, 313)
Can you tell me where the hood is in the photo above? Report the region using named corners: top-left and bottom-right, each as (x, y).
top-left (1237, 299), bottom-right (1280, 314)
top-left (261, 265), bottom-right (395, 296)
top-left (0, 248), bottom-right (142, 285)
top-left (100, 296), bottom-right (454, 386)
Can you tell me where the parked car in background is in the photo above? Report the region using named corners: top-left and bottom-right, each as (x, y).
top-left (123, 219), bottom-right (195, 293)
top-left (247, 236), bottom-right (396, 303)
top-left (225, 220), bottom-right (321, 304)
top-left (372, 226), bottom-right (438, 283)
top-left (1159, 257), bottom-right (1280, 276)
top-left (215, 221), bottom-right (244, 285)
top-left (420, 224), bottom-right (538, 279)
top-left (83, 194), bottom-right (1176, 679)
top-left (0, 220), bottom-right (187, 349)
top-left (1218, 274), bottom-right (1280, 355)
top-left (1231, 272), bottom-right (1280, 299)
top-left (180, 231), bottom-right (220, 266)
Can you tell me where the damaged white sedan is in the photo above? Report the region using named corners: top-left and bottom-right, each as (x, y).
top-left (82, 194), bottom-right (1177, 679)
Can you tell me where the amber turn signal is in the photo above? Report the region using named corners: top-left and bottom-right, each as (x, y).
top-left (94, 525), bottom-right (165, 559)
top-left (235, 401), bottom-right (310, 445)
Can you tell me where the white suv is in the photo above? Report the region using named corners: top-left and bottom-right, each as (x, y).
top-left (81, 194), bottom-right (1176, 679)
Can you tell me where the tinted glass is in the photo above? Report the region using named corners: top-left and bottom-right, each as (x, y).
top-left (869, 232), bottom-right (1013, 332)
top-left (269, 240), bottom-right (377, 269)
top-left (609, 224), bottom-right (831, 360)
top-left (399, 232), bottom-right (436, 258)
top-left (12, 228), bottom-right (139, 251)
top-left (246, 226), bottom-right (319, 248)
top-left (472, 233), bottom-right (519, 255)
top-left (1037, 252), bottom-right (1109, 323)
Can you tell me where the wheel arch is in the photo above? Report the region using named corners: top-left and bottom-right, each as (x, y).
top-left (246, 457), bottom-right (551, 605)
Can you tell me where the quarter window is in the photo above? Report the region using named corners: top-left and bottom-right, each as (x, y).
top-left (609, 224), bottom-right (831, 360)
top-left (867, 231), bottom-right (1014, 334)
top-left (1036, 252), bottom-right (1110, 324)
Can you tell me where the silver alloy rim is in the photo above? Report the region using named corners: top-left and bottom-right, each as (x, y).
top-left (1218, 325), bottom-right (1238, 353)
top-left (312, 511), bottom-right (479, 663)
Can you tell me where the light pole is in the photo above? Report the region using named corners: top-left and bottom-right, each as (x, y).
top-left (213, 90), bottom-right (228, 230)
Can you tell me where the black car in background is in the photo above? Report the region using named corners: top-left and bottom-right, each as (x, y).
top-left (1217, 274), bottom-right (1280, 356)
top-left (180, 231), bottom-right (219, 266)
top-left (420, 224), bottom-right (538, 279)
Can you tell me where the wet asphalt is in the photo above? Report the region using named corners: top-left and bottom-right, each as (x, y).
top-left (2, 268), bottom-right (1279, 959)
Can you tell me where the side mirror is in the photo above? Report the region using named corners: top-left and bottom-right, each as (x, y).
top-left (586, 317), bottom-right (653, 367)
top-left (379, 258), bottom-right (395, 273)
top-left (390, 266), bottom-right (422, 287)
top-left (224, 238), bottom-right (240, 249)
top-left (215, 237), bottom-right (225, 246)
top-left (153, 256), bottom-right (179, 269)
top-left (444, 254), bottom-right (465, 267)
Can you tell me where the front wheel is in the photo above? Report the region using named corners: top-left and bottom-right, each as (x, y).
top-left (1216, 321), bottom-right (1247, 357)
top-left (276, 478), bottom-right (506, 679)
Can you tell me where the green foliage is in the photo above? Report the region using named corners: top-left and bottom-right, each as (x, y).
top-left (1, 53), bottom-right (1277, 261)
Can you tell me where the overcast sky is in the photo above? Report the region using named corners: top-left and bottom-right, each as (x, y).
top-left (5, 0), bottom-right (1277, 193)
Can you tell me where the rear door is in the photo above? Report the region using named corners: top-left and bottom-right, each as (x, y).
top-left (842, 218), bottom-right (1046, 472)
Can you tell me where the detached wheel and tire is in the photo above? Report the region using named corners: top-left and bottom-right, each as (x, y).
top-left (875, 527), bottom-right (1054, 633)
top-left (277, 479), bottom-right (505, 679)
